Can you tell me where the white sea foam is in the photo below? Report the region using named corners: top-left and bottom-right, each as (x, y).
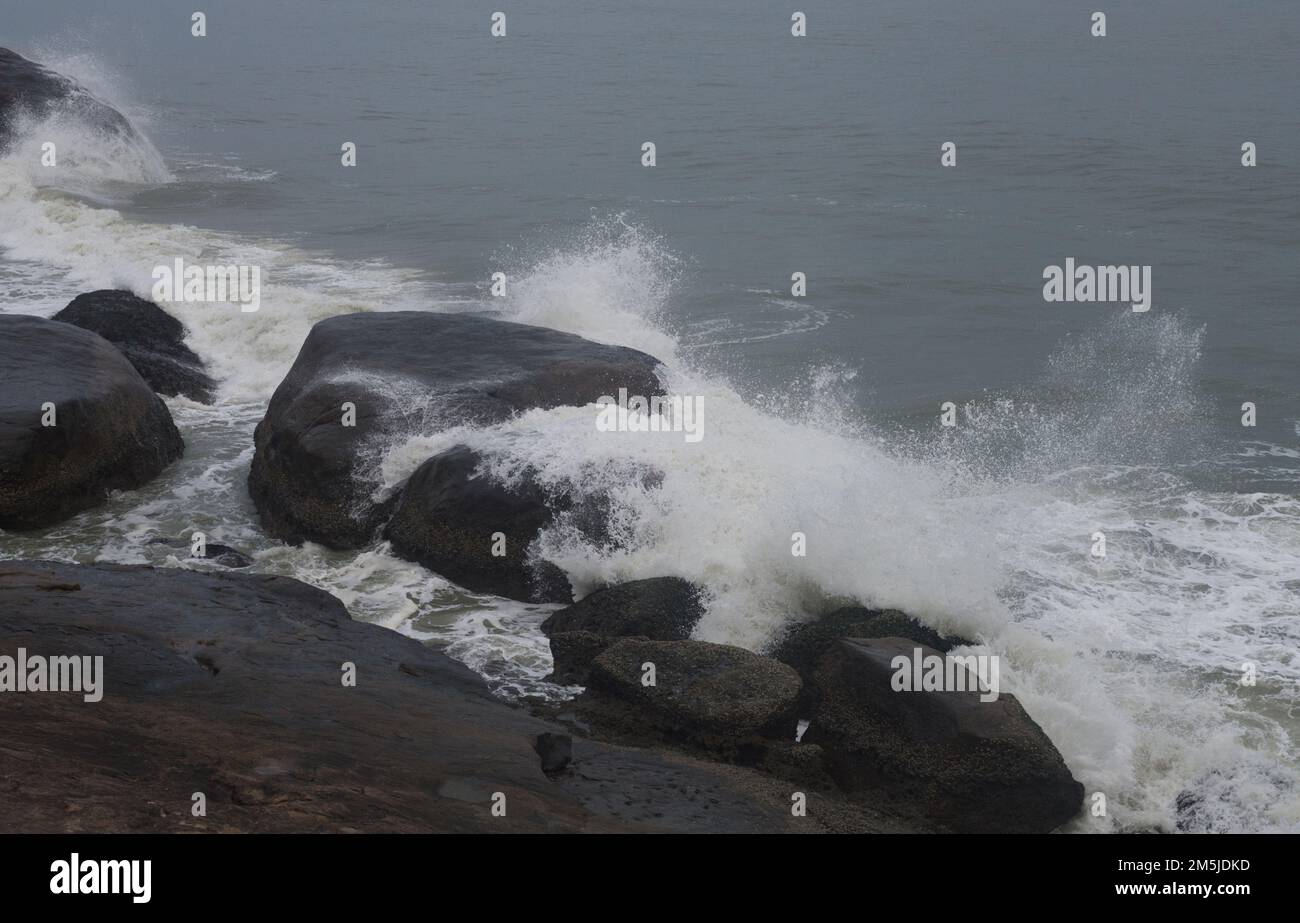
top-left (0, 134), bottom-right (439, 402)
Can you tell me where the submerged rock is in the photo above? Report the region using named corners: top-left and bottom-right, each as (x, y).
top-left (0, 560), bottom-right (841, 833)
top-left (146, 537), bottom-right (253, 569)
top-left (0, 47), bottom-right (136, 151)
top-left (805, 637), bottom-right (1084, 833)
top-left (384, 445), bottom-right (571, 603)
top-left (199, 545), bottom-right (253, 569)
top-left (54, 290), bottom-right (215, 404)
top-left (248, 311), bottom-right (663, 550)
top-left (0, 315), bottom-right (183, 530)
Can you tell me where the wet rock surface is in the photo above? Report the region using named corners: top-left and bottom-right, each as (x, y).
top-left (54, 290), bottom-right (216, 404)
top-left (804, 637), bottom-right (1084, 833)
top-left (0, 47), bottom-right (136, 151)
top-left (0, 560), bottom-right (866, 833)
top-left (0, 315), bottom-right (183, 530)
top-left (248, 311), bottom-right (662, 551)
top-left (542, 577), bottom-right (704, 683)
top-left (384, 445), bottom-right (572, 603)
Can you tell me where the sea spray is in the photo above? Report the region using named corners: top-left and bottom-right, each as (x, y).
top-left (495, 214), bottom-right (682, 362)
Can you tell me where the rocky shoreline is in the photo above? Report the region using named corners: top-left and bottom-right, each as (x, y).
top-left (0, 560), bottom-right (854, 833)
top-left (0, 43), bottom-right (1082, 835)
top-left (0, 553), bottom-right (1080, 833)
top-left (0, 284), bottom-right (1085, 833)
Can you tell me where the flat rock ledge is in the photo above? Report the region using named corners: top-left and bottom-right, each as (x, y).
top-left (0, 561), bottom-right (902, 833)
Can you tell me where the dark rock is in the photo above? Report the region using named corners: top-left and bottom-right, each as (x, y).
top-left (533, 732), bottom-right (572, 774)
top-left (54, 290), bottom-right (215, 403)
top-left (542, 577), bottom-right (703, 639)
top-left (805, 637), bottom-right (1084, 833)
top-left (248, 311), bottom-right (663, 550)
top-left (1172, 765), bottom-right (1291, 834)
top-left (146, 537), bottom-right (254, 569)
top-left (0, 560), bottom-right (838, 833)
top-left (384, 445), bottom-right (571, 603)
top-left (1174, 790), bottom-right (1202, 833)
top-left (0, 48), bottom-right (136, 152)
top-left (203, 545), bottom-right (254, 569)
top-left (547, 630), bottom-right (622, 685)
top-left (542, 578), bottom-right (705, 683)
top-left (0, 315), bottom-right (183, 530)
top-left (549, 738), bottom-right (910, 833)
top-left (582, 638), bottom-right (803, 752)
top-left (773, 606), bottom-right (964, 702)
top-left (759, 741), bottom-right (837, 790)
top-left (385, 450), bottom-right (666, 604)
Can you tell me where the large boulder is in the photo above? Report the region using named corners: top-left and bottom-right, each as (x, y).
top-left (0, 315), bottom-right (183, 530)
top-left (0, 47), bottom-right (136, 150)
top-left (248, 311), bottom-right (662, 550)
top-left (54, 290), bottom-right (215, 403)
top-left (543, 576), bottom-right (703, 638)
top-left (581, 638), bottom-right (803, 753)
top-left (0, 560), bottom-right (842, 833)
top-left (541, 577), bottom-right (705, 682)
top-left (385, 450), bottom-right (665, 605)
top-left (383, 446), bottom-right (571, 603)
top-left (805, 637), bottom-right (1084, 833)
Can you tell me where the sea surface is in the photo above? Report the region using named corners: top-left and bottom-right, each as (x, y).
top-left (1, 0), bottom-right (1298, 832)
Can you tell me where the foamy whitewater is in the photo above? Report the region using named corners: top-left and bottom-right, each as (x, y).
top-left (2, 54), bottom-right (1298, 834)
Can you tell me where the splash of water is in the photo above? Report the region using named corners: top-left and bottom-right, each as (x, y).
top-left (379, 230), bottom-right (1300, 833)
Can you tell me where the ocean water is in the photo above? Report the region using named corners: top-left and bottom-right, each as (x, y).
top-left (1, 0), bottom-right (1298, 833)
